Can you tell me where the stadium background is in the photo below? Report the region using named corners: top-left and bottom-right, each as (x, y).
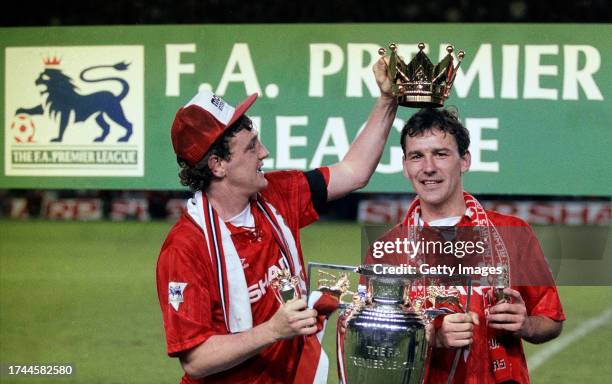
top-left (1, 1), bottom-right (611, 383)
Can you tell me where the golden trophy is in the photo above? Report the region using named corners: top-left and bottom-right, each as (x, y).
top-left (378, 42), bottom-right (465, 108)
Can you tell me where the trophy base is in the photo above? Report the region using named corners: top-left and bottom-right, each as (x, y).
top-left (396, 94), bottom-right (444, 109)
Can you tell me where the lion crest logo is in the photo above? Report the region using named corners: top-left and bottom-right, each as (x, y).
top-left (15, 60), bottom-right (133, 143)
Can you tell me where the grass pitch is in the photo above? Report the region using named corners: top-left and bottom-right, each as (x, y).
top-left (0, 220), bottom-right (610, 383)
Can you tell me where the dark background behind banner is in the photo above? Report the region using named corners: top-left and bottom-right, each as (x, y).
top-left (1, 0), bottom-right (610, 25)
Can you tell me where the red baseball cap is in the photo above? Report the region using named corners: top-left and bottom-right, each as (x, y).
top-left (171, 90), bottom-right (258, 166)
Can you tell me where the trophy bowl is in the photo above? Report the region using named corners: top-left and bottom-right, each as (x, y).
top-left (337, 265), bottom-right (427, 384)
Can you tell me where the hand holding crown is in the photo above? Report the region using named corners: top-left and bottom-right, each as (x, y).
top-left (373, 55), bottom-right (395, 99)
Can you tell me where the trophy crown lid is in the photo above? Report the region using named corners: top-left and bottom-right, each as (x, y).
top-left (379, 42), bottom-right (466, 108)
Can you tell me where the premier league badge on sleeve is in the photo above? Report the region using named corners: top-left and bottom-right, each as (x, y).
top-left (168, 282), bottom-right (187, 311)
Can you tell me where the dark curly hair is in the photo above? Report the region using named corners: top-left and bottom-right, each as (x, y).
top-left (400, 108), bottom-right (470, 156)
top-left (177, 115), bottom-right (253, 192)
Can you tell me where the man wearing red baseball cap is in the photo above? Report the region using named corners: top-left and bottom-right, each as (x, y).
top-left (156, 57), bottom-right (397, 383)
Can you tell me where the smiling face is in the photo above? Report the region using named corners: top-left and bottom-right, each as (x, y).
top-left (402, 128), bottom-right (471, 215)
top-left (219, 127), bottom-right (269, 197)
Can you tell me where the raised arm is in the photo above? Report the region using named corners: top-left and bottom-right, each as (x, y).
top-left (326, 57), bottom-right (398, 201)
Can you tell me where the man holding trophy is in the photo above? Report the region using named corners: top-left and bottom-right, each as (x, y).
top-left (155, 56), bottom-right (397, 383)
top-left (353, 44), bottom-right (565, 383)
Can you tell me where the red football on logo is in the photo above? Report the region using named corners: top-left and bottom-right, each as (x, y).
top-left (10, 114), bottom-right (36, 143)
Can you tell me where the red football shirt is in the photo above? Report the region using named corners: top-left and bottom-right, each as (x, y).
top-left (156, 169), bottom-right (328, 383)
top-left (365, 210), bottom-right (565, 384)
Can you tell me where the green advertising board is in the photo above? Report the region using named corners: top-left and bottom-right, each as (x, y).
top-left (1, 24), bottom-right (611, 195)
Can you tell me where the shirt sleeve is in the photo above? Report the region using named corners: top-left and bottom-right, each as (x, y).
top-left (156, 240), bottom-right (219, 357)
top-left (514, 225), bottom-right (566, 322)
top-left (304, 168), bottom-right (329, 214)
top-left (520, 285), bottom-right (566, 321)
top-left (263, 167), bottom-right (330, 229)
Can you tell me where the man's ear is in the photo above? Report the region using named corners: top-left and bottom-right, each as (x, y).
top-left (460, 150), bottom-right (471, 174)
top-left (402, 154), bottom-right (410, 179)
top-left (208, 155), bottom-right (226, 178)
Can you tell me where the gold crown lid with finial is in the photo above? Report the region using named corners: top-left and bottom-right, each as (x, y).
top-left (379, 43), bottom-right (465, 108)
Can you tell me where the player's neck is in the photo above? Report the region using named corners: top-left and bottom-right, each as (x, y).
top-left (205, 184), bottom-right (251, 221)
top-left (419, 192), bottom-right (466, 223)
